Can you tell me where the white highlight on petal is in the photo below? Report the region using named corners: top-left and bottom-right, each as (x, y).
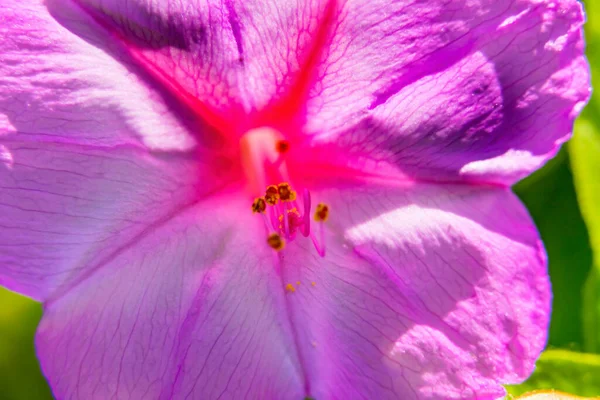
top-left (0, 144), bottom-right (13, 169)
top-left (459, 148), bottom-right (541, 178)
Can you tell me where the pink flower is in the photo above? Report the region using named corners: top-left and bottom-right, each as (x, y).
top-left (0, 0), bottom-right (590, 399)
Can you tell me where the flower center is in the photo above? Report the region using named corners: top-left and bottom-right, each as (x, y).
top-left (240, 127), bottom-right (328, 256)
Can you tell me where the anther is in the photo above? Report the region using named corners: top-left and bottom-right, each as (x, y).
top-left (267, 233), bottom-right (285, 251)
top-left (285, 283), bottom-right (296, 293)
top-left (277, 182), bottom-right (297, 202)
top-left (251, 197), bottom-right (267, 213)
top-left (265, 185), bottom-right (279, 206)
top-left (314, 203), bottom-right (330, 222)
top-left (265, 185), bottom-right (279, 205)
top-left (252, 183), bottom-right (326, 257)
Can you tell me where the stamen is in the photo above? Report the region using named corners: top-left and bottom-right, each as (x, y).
top-left (277, 183), bottom-right (297, 202)
top-left (301, 189), bottom-right (311, 237)
top-left (267, 233), bottom-right (285, 251)
top-left (251, 197), bottom-right (267, 213)
top-left (252, 183), bottom-right (328, 256)
top-left (279, 202), bottom-right (290, 237)
top-left (314, 203), bottom-right (330, 222)
top-left (265, 185), bottom-right (279, 205)
top-left (267, 205), bottom-right (279, 231)
top-left (310, 225), bottom-right (326, 257)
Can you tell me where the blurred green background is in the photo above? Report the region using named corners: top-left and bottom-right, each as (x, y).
top-left (1, 1), bottom-right (600, 399)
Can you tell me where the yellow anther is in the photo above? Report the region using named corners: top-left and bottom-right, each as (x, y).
top-left (277, 182), bottom-right (296, 202)
top-left (285, 283), bottom-right (296, 292)
top-left (251, 197), bottom-right (266, 213)
top-left (265, 185), bottom-right (279, 205)
top-left (267, 233), bottom-right (285, 251)
top-left (296, 281), bottom-right (301, 286)
top-left (314, 203), bottom-right (330, 222)
top-left (311, 281), bottom-right (316, 287)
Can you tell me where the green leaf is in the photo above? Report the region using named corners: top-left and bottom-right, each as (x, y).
top-left (513, 390), bottom-right (595, 400)
top-left (570, 119), bottom-right (600, 353)
top-left (0, 287), bottom-right (53, 400)
top-left (570, 119), bottom-right (600, 258)
top-left (582, 267), bottom-right (600, 354)
top-left (506, 349), bottom-right (600, 397)
top-left (515, 150), bottom-right (592, 349)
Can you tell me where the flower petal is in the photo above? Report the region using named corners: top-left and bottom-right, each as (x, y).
top-left (62, 0), bottom-right (248, 134)
top-left (0, 140), bottom-right (215, 301)
top-left (305, 0), bottom-right (589, 185)
top-left (0, 1), bottom-right (235, 300)
top-left (18, 0), bottom-right (335, 137)
top-left (280, 184), bottom-right (549, 399)
top-left (36, 193), bottom-right (305, 400)
top-left (0, 0), bottom-right (204, 151)
top-left (34, 183), bottom-right (550, 399)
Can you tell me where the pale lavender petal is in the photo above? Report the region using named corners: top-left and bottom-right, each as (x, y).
top-left (0, 141), bottom-right (211, 301)
top-left (66, 0), bottom-right (245, 126)
top-left (72, 0), bottom-right (335, 126)
top-left (0, 0), bottom-right (202, 151)
top-left (0, 1), bottom-right (235, 300)
top-left (0, 1), bottom-right (558, 399)
top-left (52, 0), bottom-right (332, 131)
top-left (35, 184), bottom-right (548, 400)
top-left (225, 0), bottom-right (331, 112)
top-left (36, 193), bottom-right (305, 400)
top-left (280, 185), bottom-right (549, 399)
top-left (305, 0), bottom-right (589, 185)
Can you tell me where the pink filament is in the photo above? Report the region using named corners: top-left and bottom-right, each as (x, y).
top-left (257, 188), bottom-right (325, 257)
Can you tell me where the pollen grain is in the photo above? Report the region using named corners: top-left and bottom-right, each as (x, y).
top-left (267, 233), bottom-right (285, 251)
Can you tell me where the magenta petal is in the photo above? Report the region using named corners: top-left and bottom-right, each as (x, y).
top-left (36, 193), bottom-right (305, 400)
top-left (307, 0), bottom-right (590, 185)
top-left (280, 185), bottom-right (549, 399)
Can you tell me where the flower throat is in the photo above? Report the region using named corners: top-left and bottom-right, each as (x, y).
top-left (240, 127), bottom-right (329, 256)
